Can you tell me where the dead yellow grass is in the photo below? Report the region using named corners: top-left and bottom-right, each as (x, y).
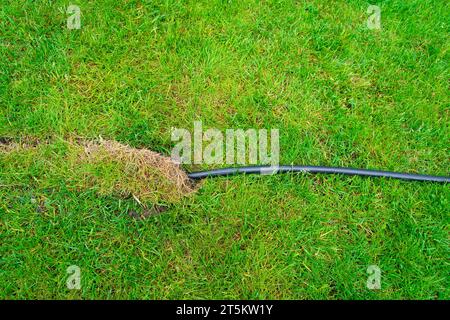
top-left (75, 139), bottom-right (197, 203)
top-left (1, 138), bottom-right (197, 204)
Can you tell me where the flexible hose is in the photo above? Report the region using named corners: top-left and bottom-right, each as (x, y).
top-left (187, 165), bottom-right (450, 183)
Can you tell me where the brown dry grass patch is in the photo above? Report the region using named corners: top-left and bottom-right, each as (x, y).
top-left (1, 137), bottom-right (197, 204)
top-left (75, 139), bottom-right (197, 204)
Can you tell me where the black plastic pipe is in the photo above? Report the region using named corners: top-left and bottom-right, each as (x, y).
top-left (187, 165), bottom-right (450, 183)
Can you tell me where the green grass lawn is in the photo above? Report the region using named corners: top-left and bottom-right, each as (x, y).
top-left (1, 0), bottom-right (449, 299)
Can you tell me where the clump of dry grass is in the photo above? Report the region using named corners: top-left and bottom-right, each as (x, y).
top-left (73, 139), bottom-right (196, 204)
top-left (1, 137), bottom-right (197, 204)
